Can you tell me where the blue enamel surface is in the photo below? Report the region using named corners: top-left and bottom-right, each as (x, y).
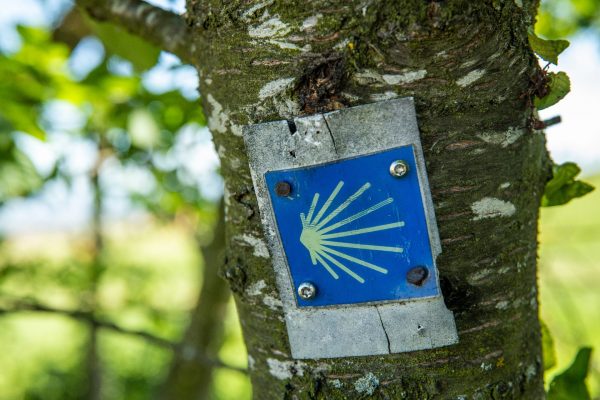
top-left (265, 145), bottom-right (440, 307)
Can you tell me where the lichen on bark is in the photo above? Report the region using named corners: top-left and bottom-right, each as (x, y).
top-left (186, 0), bottom-right (549, 398)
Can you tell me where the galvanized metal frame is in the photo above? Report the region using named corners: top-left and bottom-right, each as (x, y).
top-left (243, 98), bottom-right (458, 359)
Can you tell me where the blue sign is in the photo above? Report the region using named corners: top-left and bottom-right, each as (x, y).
top-left (265, 145), bottom-right (440, 307)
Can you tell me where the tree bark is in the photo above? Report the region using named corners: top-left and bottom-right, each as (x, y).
top-left (188, 0), bottom-right (550, 398)
top-left (79, 0), bottom-right (551, 397)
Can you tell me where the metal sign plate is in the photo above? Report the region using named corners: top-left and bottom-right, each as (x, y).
top-left (243, 98), bottom-right (458, 359)
top-left (265, 145), bottom-right (438, 307)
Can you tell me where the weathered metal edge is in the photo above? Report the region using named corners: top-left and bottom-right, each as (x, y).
top-left (242, 98), bottom-right (458, 359)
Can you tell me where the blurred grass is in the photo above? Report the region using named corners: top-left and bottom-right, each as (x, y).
top-left (0, 220), bottom-right (251, 399)
top-left (539, 173), bottom-right (600, 397)
top-left (0, 314), bottom-right (86, 400)
top-left (0, 175), bottom-right (598, 399)
top-left (214, 301), bottom-right (252, 400)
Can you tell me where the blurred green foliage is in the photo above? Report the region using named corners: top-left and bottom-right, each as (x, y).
top-left (0, 23), bottom-right (209, 214)
top-left (540, 174), bottom-right (600, 397)
top-left (0, 138), bottom-right (42, 202)
top-left (537, 0), bottom-right (600, 39)
top-left (0, 227), bottom-right (250, 399)
top-left (0, 15), bottom-right (237, 400)
top-left (542, 320), bottom-right (558, 371)
top-left (83, 15), bottom-right (161, 72)
top-left (0, 26), bottom-right (69, 140)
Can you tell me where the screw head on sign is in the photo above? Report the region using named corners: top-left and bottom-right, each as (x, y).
top-left (389, 160), bottom-right (409, 178)
top-left (297, 282), bottom-right (317, 300)
top-left (406, 266), bottom-right (429, 286)
top-left (275, 181), bottom-right (292, 196)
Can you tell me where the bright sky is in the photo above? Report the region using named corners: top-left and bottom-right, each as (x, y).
top-left (0, 1), bottom-right (599, 234)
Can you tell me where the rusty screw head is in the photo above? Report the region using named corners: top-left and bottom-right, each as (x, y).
top-left (406, 266), bottom-right (429, 286)
top-left (298, 282), bottom-right (317, 300)
top-left (389, 160), bottom-right (409, 178)
top-left (275, 181), bottom-right (292, 196)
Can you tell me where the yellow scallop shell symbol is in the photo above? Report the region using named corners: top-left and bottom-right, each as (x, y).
top-left (299, 181), bottom-right (405, 283)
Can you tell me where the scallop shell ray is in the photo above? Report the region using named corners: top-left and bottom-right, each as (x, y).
top-left (299, 181), bottom-right (405, 283)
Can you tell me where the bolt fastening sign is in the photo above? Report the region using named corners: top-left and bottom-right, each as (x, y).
top-left (243, 98), bottom-right (458, 359)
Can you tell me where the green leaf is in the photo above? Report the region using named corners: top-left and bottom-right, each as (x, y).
top-left (535, 71), bottom-right (570, 110)
top-left (535, 0), bottom-right (600, 40)
top-left (542, 162), bottom-right (595, 207)
top-left (541, 320), bottom-right (556, 370)
top-left (83, 16), bottom-right (160, 72)
top-left (547, 347), bottom-right (593, 400)
top-left (528, 30), bottom-right (570, 65)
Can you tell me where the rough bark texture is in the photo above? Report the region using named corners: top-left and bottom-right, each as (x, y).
top-left (186, 0), bottom-right (550, 398)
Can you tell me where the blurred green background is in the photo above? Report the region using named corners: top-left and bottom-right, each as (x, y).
top-left (0, 0), bottom-right (599, 399)
top-left (540, 175), bottom-right (600, 397)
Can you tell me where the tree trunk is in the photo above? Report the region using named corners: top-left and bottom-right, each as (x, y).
top-left (76, 0), bottom-right (551, 397)
top-left (189, 0), bottom-right (550, 398)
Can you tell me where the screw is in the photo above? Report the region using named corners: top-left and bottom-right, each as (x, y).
top-left (297, 282), bottom-right (317, 300)
top-left (275, 181), bottom-right (292, 196)
top-left (389, 160), bottom-right (409, 178)
top-left (406, 266), bottom-right (429, 286)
